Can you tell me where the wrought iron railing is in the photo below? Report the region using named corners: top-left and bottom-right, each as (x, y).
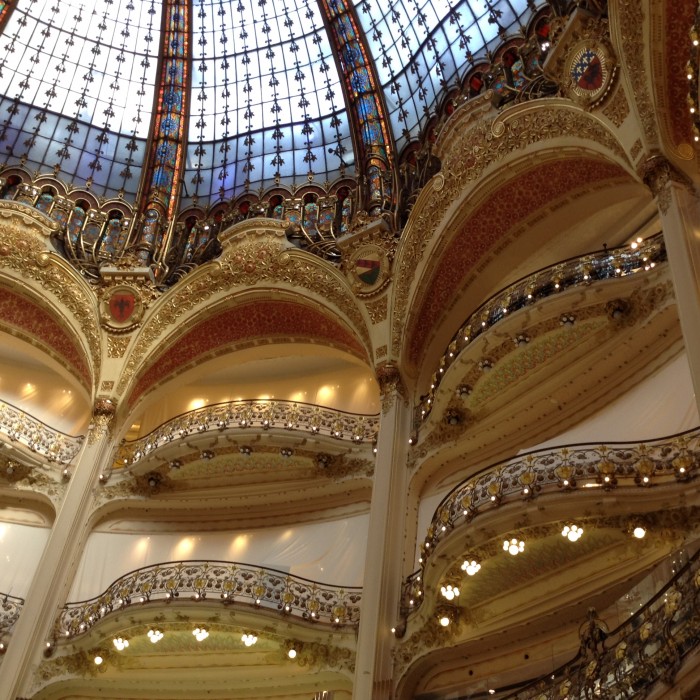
top-left (55, 560), bottom-right (362, 639)
top-left (117, 400), bottom-right (379, 467)
top-left (503, 545), bottom-right (700, 698)
top-left (404, 427), bottom-right (699, 612)
top-left (0, 400), bottom-right (83, 464)
top-left (0, 593), bottom-right (24, 640)
top-left (417, 234), bottom-right (666, 423)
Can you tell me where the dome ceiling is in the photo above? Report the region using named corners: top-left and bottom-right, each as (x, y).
top-left (0, 0), bottom-right (535, 208)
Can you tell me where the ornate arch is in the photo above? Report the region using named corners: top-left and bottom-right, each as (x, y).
top-left (118, 219), bottom-right (372, 401)
top-left (0, 201), bottom-right (101, 390)
top-left (392, 98), bottom-right (635, 363)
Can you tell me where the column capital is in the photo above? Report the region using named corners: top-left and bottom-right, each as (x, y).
top-left (638, 155), bottom-right (695, 214)
top-left (88, 397), bottom-right (117, 445)
top-left (375, 362), bottom-right (407, 414)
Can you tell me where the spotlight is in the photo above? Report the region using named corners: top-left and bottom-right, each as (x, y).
top-left (288, 648), bottom-right (297, 659)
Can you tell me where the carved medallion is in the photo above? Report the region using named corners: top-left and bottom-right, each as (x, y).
top-left (348, 244), bottom-right (390, 296)
top-left (101, 285), bottom-right (144, 332)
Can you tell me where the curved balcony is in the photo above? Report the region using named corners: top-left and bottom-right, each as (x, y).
top-left (404, 427), bottom-right (699, 613)
top-left (417, 234), bottom-right (667, 424)
top-left (118, 400), bottom-right (380, 468)
top-left (0, 400), bottom-right (83, 464)
top-left (54, 560), bottom-right (362, 640)
top-left (503, 545), bottom-right (700, 699)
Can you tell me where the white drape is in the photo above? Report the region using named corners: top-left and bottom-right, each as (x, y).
top-left (0, 521), bottom-right (50, 597)
top-left (69, 515), bottom-right (369, 601)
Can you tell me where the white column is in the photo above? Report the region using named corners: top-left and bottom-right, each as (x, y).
top-left (643, 156), bottom-right (700, 416)
top-left (0, 399), bottom-right (117, 700)
top-left (353, 364), bottom-right (411, 700)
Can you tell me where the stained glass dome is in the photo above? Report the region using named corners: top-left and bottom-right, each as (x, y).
top-left (0, 0), bottom-right (535, 208)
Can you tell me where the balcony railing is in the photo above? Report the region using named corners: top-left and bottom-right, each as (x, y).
top-left (117, 399), bottom-right (379, 467)
top-left (417, 234), bottom-right (666, 424)
top-left (404, 427), bottom-right (699, 612)
top-left (55, 560), bottom-right (362, 639)
top-left (503, 545), bottom-right (700, 698)
top-left (0, 593), bottom-right (24, 641)
top-left (0, 400), bottom-right (83, 464)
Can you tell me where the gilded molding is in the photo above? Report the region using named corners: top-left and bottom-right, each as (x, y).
top-left (0, 207), bottom-right (101, 385)
top-left (119, 230), bottom-right (369, 397)
top-left (106, 336), bottom-right (130, 358)
top-left (392, 103), bottom-right (628, 356)
top-left (365, 295), bottom-right (388, 324)
top-left (601, 83), bottom-right (630, 127)
top-left (612, 0), bottom-right (658, 144)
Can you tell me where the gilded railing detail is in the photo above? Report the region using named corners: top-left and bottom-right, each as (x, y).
top-left (505, 547), bottom-right (700, 698)
top-left (55, 560), bottom-right (362, 639)
top-left (117, 400), bottom-right (379, 467)
top-left (0, 400), bottom-right (83, 464)
top-left (0, 593), bottom-right (24, 640)
top-left (418, 234), bottom-right (666, 423)
top-left (405, 428), bottom-right (700, 610)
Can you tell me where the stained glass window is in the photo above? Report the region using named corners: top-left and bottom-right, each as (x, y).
top-left (351, 0), bottom-right (535, 152)
top-left (184, 0), bottom-right (355, 206)
top-left (0, 0), bottom-right (162, 199)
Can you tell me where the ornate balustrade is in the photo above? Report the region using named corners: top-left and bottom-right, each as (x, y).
top-left (118, 400), bottom-right (379, 467)
top-left (0, 400), bottom-right (83, 464)
top-left (404, 427), bottom-right (699, 612)
top-left (0, 593), bottom-right (24, 641)
top-left (55, 561), bottom-right (362, 639)
top-left (504, 545), bottom-right (700, 698)
top-left (417, 234), bottom-right (667, 423)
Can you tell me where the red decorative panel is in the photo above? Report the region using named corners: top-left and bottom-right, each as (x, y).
top-left (129, 299), bottom-right (367, 407)
top-left (665, 0), bottom-right (696, 147)
top-left (0, 287), bottom-right (91, 386)
top-left (407, 158), bottom-right (630, 365)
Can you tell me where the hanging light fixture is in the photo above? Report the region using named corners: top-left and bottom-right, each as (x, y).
top-left (561, 524), bottom-right (583, 542)
top-left (461, 558), bottom-right (481, 576)
top-left (192, 627), bottom-right (209, 642)
top-left (112, 637), bottom-right (129, 651)
top-left (440, 584), bottom-right (460, 601)
top-left (241, 633), bottom-right (258, 647)
top-left (503, 538), bottom-right (525, 555)
top-left (147, 629), bottom-right (163, 644)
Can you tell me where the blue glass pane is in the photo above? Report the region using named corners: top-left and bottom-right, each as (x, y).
top-left (352, 0), bottom-right (535, 151)
top-left (0, 0), bottom-right (162, 199)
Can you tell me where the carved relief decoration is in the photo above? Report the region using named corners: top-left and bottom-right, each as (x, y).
top-left (365, 295), bottom-right (388, 325)
top-left (601, 83), bottom-right (630, 127)
top-left (393, 103), bottom-right (628, 357)
top-left (107, 336), bottom-right (130, 359)
top-left (613, 0), bottom-right (658, 144)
